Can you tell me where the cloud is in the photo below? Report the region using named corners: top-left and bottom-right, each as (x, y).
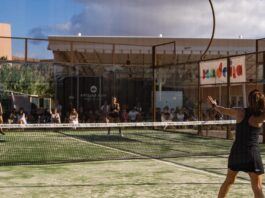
top-left (28, 27), bottom-right (47, 39)
top-left (65, 0), bottom-right (211, 37)
top-left (28, 23), bottom-right (71, 39)
top-left (28, 0), bottom-right (265, 38)
top-left (213, 0), bottom-right (265, 38)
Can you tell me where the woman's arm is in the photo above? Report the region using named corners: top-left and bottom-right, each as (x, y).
top-left (207, 96), bottom-right (238, 118)
top-left (115, 103), bottom-right (120, 112)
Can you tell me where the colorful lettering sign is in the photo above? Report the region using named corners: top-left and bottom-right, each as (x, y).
top-left (199, 56), bottom-right (246, 85)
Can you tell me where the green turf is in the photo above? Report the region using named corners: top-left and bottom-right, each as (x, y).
top-left (1, 128), bottom-right (265, 166)
top-left (0, 159), bottom-right (255, 198)
top-left (1, 129), bottom-right (264, 197)
top-left (0, 131), bottom-right (140, 165)
top-left (62, 129), bottom-right (232, 158)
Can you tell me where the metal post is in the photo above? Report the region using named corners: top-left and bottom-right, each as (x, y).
top-left (53, 64), bottom-right (57, 101)
top-left (76, 65), bottom-right (79, 109)
top-left (25, 38), bottom-right (28, 62)
top-left (111, 44), bottom-right (116, 97)
top-left (256, 52), bottom-right (265, 144)
top-left (256, 39), bottom-right (259, 88)
top-left (226, 57), bottom-right (232, 139)
top-left (197, 61), bottom-right (202, 135)
top-left (99, 77), bottom-right (102, 109)
top-left (112, 44), bottom-right (115, 65)
top-left (70, 42), bottom-right (74, 108)
top-left (219, 85), bottom-right (222, 106)
top-left (173, 41), bottom-right (176, 64)
top-left (152, 46), bottom-right (156, 122)
top-left (242, 83), bottom-right (247, 107)
top-left (70, 42), bottom-right (74, 64)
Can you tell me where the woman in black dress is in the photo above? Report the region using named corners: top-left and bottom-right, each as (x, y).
top-left (208, 89), bottom-right (264, 198)
top-left (108, 97), bottom-right (122, 136)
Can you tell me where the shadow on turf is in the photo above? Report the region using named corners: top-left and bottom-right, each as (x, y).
top-left (68, 134), bottom-right (138, 142)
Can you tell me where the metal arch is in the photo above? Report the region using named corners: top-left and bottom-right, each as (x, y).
top-left (201, 0), bottom-right (216, 61)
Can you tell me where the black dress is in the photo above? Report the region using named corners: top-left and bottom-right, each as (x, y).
top-left (228, 108), bottom-right (264, 174)
top-left (109, 103), bottom-right (120, 118)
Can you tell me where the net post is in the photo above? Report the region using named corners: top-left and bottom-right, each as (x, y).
top-left (226, 57), bottom-right (232, 139)
top-left (152, 46), bottom-right (157, 122)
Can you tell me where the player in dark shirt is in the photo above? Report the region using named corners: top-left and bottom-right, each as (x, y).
top-left (108, 97), bottom-right (122, 136)
top-left (208, 89), bottom-right (264, 198)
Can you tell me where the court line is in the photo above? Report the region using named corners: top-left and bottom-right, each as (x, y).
top-left (0, 182), bottom-right (249, 189)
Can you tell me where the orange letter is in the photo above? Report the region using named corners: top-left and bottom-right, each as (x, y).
top-left (236, 65), bottom-right (243, 76)
top-left (217, 62), bottom-right (222, 78)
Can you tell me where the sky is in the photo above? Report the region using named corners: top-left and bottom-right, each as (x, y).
top-left (0, 0), bottom-right (265, 39)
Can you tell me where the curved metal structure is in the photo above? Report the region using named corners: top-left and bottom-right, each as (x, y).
top-left (201, 0), bottom-right (216, 60)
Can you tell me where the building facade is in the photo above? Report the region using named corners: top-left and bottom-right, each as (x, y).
top-left (48, 36), bottom-right (265, 120)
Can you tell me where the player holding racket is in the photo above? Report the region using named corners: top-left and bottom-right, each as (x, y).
top-left (108, 97), bottom-right (122, 136)
top-left (208, 89), bottom-right (264, 198)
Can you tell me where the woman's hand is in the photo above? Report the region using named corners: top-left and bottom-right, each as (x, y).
top-left (207, 96), bottom-right (217, 108)
top-left (207, 96), bottom-right (240, 118)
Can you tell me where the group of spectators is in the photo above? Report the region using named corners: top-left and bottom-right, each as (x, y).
top-left (0, 97), bottom-right (145, 125)
top-left (0, 97), bottom-right (205, 126)
top-left (64, 98), bottom-right (144, 124)
top-left (157, 106), bottom-right (197, 122)
top-left (5, 107), bottom-right (62, 124)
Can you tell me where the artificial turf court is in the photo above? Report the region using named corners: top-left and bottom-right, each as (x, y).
top-left (0, 127), bottom-right (264, 197)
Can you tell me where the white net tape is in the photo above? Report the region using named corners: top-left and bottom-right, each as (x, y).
top-left (0, 120), bottom-right (236, 129)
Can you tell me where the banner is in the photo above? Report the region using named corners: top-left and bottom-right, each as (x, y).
top-left (200, 56), bottom-right (246, 85)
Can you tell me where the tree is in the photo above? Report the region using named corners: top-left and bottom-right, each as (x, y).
top-left (0, 62), bottom-right (53, 96)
